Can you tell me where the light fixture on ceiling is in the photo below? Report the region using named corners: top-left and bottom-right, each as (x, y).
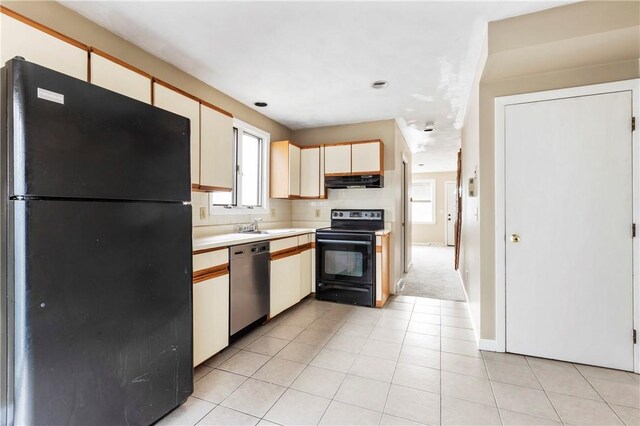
top-left (254, 101), bottom-right (268, 107)
top-left (371, 80), bottom-right (389, 89)
top-left (424, 121), bottom-right (435, 132)
top-left (418, 163), bottom-right (424, 166)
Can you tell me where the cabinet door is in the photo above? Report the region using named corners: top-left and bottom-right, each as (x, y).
top-left (270, 254), bottom-right (301, 317)
top-left (201, 104), bottom-right (233, 191)
top-left (0, 13), bottom-right (87, 80)
top-left (352, 141), bottom-right (382, 174)
top-left (153, 83), bottom-right (200, 185)
top-left (319, 146), bottom-right (326, 198)
top-left (193, 274), bottom-right (229, 366)
top-left (90, 52), bottom-right (151, 103)
top-left (324, 144), bottom-right (351, 175)
top-left (300, 147), bottom-right (320, 198)
top-left (288, 144), bottom-right (301, 196)
top-left (299, 248), bottom-right (311, 299)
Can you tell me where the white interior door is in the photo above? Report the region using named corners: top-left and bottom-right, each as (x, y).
top-left (445, 181), bottom-right (457, 246)
top-left (505, 91), bottom-right (634, 370)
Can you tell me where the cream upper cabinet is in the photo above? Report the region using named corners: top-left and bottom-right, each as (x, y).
top-left (0, 13), bottom-right (87, 81)
top-left (270, 140), bottom-right (303, 199)
top-left (153, 83), bottom-right (200, 185)
top-left (324, 144), bottom-right (351, 175)
top-left (300, 147), bottom-right (320, 198)
top-left (351, 140), bottom-right (383, 174)
top-left (289, 144), bottom-right (301, 197)
top-left (193, 274), bottom-right (229, 366)
top-left (319, 146), bottom-right (326, 198)
top-left (200, 104), bottom-right (233, 191)
top-left (89, 52), bottom-right (151, 104)
top-left (270, 253), bottom-right (301, 317)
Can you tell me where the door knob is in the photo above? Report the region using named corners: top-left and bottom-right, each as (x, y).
top-left (510, 234), bottom-right (521, 243)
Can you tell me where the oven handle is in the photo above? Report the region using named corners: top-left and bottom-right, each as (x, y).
top-left (317, 239), bottom-right (372, 246)
top-left (317, 283), bottom-right (370, 292)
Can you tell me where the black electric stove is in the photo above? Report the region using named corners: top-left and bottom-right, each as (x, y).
top-left (315, 209), bottom-right (384, 307)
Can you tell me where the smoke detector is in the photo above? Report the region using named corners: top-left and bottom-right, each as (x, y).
top-left (371, 80), bottom-right (389, 89)
top-left (423, 121), bottom-right (435, 132)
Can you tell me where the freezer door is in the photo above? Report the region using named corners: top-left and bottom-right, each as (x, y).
top-left (5, 59), bottom-right (190, 202)
top-left (9, 200), bottom-right (192, 425)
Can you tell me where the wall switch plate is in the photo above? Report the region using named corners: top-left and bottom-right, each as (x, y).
top-left (199, 207), bottom-right (207, 220)
top-left (315, 209), bottom-right (321, 218)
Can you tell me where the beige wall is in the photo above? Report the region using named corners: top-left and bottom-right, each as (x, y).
top-left (459, 1), bottom-right (640, 341)
top-left (411, 172), bottom-right (457, 245)
top-left (2, 1), bottom-right (295, 234)
top-left (293, 119), bottom-right (397, 171)
top-left (291, 119), bottom-right (412, 287)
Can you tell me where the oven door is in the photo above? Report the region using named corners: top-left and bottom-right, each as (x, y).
top-left (316, 232), bottom-right (374, 286)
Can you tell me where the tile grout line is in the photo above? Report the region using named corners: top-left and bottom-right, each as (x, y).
top-left (378, 299), bottom-right (415, 425)
top-left (523, 356), bottom-right (566, 424)
top-left (479, 350), bottom-right (505, 425)
top-left (572, 363), bottom-right (629, 425)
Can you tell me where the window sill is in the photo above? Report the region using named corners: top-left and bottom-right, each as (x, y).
top-left (209, 206), bottom-right (269, 216)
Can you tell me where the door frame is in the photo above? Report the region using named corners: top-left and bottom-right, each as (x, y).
top-left (494, 79), bottom-right (640, 373)
top-left (444, 180), bottom-right (456, 247)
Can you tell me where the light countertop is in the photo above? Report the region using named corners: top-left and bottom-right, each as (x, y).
top-left (193, 228), bottom-right (316, 252)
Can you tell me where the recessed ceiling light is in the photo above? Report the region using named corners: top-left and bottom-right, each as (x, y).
top-left (418, 163), bottom-right (425, 166)
top-left (371, 80), bottom-right (389, 89)
top-left (254, 101), bottom-right (268, 107)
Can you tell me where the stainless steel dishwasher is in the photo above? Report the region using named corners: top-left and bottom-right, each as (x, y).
top-left (230, 241), bottom-right (270, 336)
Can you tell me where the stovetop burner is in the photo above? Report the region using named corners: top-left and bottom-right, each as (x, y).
top-left (323, 209), bottom-right (384, 232)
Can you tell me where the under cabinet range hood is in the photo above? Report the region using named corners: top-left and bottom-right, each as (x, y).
top-left (325, 174), bottom-right (384, 189)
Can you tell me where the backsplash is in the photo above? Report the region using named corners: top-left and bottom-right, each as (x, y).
top-left (191, 191), bottom-right (292, 237)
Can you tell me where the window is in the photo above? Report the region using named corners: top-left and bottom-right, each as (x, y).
top-left (210, 120), bottom-right (269, 212)
top-left (411, 179), bottom-right (435, 223)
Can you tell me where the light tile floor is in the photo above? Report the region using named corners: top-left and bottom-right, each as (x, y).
top-left (159, 295), bottom-right (640, 426)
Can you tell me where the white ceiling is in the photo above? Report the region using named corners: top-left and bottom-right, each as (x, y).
top-left (62, 0), bottom-right (570, 172)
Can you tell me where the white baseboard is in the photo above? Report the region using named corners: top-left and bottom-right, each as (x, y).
top-left (479, 339), bottom-right (497, 351)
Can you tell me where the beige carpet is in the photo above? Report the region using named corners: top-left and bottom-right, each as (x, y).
top-left (399, 245), bottom-right (467, 301)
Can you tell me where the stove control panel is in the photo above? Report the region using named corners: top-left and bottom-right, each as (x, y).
top-left (331, 209), bottom-right (384, 221)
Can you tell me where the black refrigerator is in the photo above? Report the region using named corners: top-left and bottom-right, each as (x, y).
top-left (0, 59), bottom-right (193, 425)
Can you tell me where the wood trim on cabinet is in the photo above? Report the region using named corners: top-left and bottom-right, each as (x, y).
top-left (86, 50), bottom-right (91, 83)
top-left (310, 242), bottom-right (316, 249)
top-left (0, 6), bottom-right (89, 51)
top-left (193, 246), bottom-right (228, 255)
top-left (153, 78), bottom-right (202, 103)
top-left (350, 171), bottom-right (384, 176)
top-left (297, 243), bottom-right (312, 253)
top-left (90, 47), bottom-right (153, 79)
top-left (324, 172), bottom-right (352, 177)
top-left (300, 144), bottom-right (322, 150)
top-left (380, 233), bottom-right (390, 306)
top-left (329, 139), bottom-right (382, 146)
top-left (194, 263), bottom-right (229, 279)
top-left (376, 246), bottom-right (382, 253)
top-left (193, 266), bottom-right (229, 283)
top-left (197, 185), bottom-right (233, 192)
top-left (200, 99), bottom-right (233, 118)
top-left (270, 246), bottom-right (299, 261)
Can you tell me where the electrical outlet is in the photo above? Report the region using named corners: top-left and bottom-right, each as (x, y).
top-left (315, 209), bottom-right (321, 218)
top-left (199, 207), bottom-right (207, 220)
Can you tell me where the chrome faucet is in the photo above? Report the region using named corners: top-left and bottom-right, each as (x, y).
top-left (237, 218), bottom-right (263, 233)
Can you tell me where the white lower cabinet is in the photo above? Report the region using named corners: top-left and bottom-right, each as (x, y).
top-left (299, 248), bottom-right (311, 299)
top-left (193, 274), bottom-right (229, 367)
top-left (270, 253), bottom-right (301, 317)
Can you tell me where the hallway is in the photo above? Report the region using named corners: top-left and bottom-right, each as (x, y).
top-left (400, 245), bottom-right (466, 301)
